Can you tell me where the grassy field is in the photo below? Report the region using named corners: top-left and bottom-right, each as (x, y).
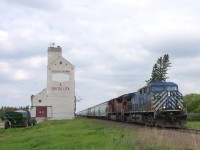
top-left (0, 118), bottom-right (197, 150)
top-left (182, 121), bottom-right (200, 129)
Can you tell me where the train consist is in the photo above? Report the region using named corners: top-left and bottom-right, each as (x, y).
top-left (78, 82), bottom-right (187, 127)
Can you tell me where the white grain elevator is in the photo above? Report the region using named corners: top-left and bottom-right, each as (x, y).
top-left (30, 46), bottom-right (75, 120)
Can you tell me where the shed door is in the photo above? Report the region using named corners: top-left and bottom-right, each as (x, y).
top-left (36, 106), bottom-right (47, 117)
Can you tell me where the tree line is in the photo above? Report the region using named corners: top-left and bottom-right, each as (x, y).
top-left (183, 93), bottom-right (200, 113)
top-left (183, 93), bottom-right (200, 121)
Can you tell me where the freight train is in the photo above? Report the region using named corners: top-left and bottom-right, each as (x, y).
top-left (78, 82), bottom-right (187, 127)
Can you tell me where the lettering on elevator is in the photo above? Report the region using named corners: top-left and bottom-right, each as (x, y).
top-left (52, 87), bottom-right (70, 91)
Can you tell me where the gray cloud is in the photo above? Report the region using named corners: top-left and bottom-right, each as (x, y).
top-left (2, 0), bottom-right (64, 10)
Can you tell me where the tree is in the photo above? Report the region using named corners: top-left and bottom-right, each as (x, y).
top-left (146, 54), bottom-right (171, 84)
top-left (183, 93), bottom-right (200, 113)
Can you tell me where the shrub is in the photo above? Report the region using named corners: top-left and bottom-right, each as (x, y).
top-left (186, 113), bottom-right (200, 121)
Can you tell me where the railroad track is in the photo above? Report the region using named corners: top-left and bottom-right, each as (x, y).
top-left (171, 127), bottom-right (200, 134)
top-left (89, 117), bottom-right (200, 135)
top-left (143, 125), bottom-right (200, 135)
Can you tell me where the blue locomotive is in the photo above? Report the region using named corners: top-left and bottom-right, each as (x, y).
top-left (78, 82), bottom-right (187, 127)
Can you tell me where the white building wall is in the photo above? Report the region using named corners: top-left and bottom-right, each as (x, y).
top-left (31, 89), bottom-right (48, 106)
top-left (48, 46), bottom-right (62, 65)
top-left (47, 55), bottom-right (75, 120)
top-left (30, 89), bottom-right (48, 117)
top-left (30, 107), bottom-right (36, 118)
top-left (30, 46), bottom-right (75, 120)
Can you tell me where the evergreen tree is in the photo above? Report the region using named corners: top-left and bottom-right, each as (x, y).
top-left (146, 54), bottom-right (171, 84)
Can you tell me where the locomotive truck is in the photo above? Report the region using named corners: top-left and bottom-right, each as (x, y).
top-left (3, 109), bottom-right (37, 129)
top-left (78, 82), bottom-right (187, 127)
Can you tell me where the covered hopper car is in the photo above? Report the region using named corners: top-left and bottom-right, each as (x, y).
top-left (78, 82), bottom-right (187, 127)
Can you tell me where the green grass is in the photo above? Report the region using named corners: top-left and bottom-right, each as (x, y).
top-left (0, 118), bottom-right (178, 150)
top-left (182, 121), bottom-right (200, 129)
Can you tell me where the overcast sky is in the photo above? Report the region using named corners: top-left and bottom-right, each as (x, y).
top-left (0, 0), bottom-right (200, 112)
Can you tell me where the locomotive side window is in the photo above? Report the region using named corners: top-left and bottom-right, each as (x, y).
top-left (140, 89), bottom-right (142, 94)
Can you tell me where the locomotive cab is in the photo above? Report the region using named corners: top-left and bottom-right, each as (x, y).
top-left (148, 82), bottom-right (187, 127)
top-left (149, 82), bottom-right (183, 111)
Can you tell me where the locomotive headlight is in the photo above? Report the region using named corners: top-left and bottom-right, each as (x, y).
top-left (168, 92), bottom-right (170, 96)
top-left (178, 105), bottom-right (181, 109)
top-left (163, 106), bottom-right (166, 109)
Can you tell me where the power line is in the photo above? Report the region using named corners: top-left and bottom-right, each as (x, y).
top-left (75, 93), bottom-right (83, 102)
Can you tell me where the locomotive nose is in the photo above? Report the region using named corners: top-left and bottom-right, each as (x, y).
top-left (152, 91), bottom-right (180, 111)
top-left (164, 94), bottom-right (177, 110)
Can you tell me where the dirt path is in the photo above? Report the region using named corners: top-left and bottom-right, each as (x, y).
top-left (0, 122), bottom-right (3, 128)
